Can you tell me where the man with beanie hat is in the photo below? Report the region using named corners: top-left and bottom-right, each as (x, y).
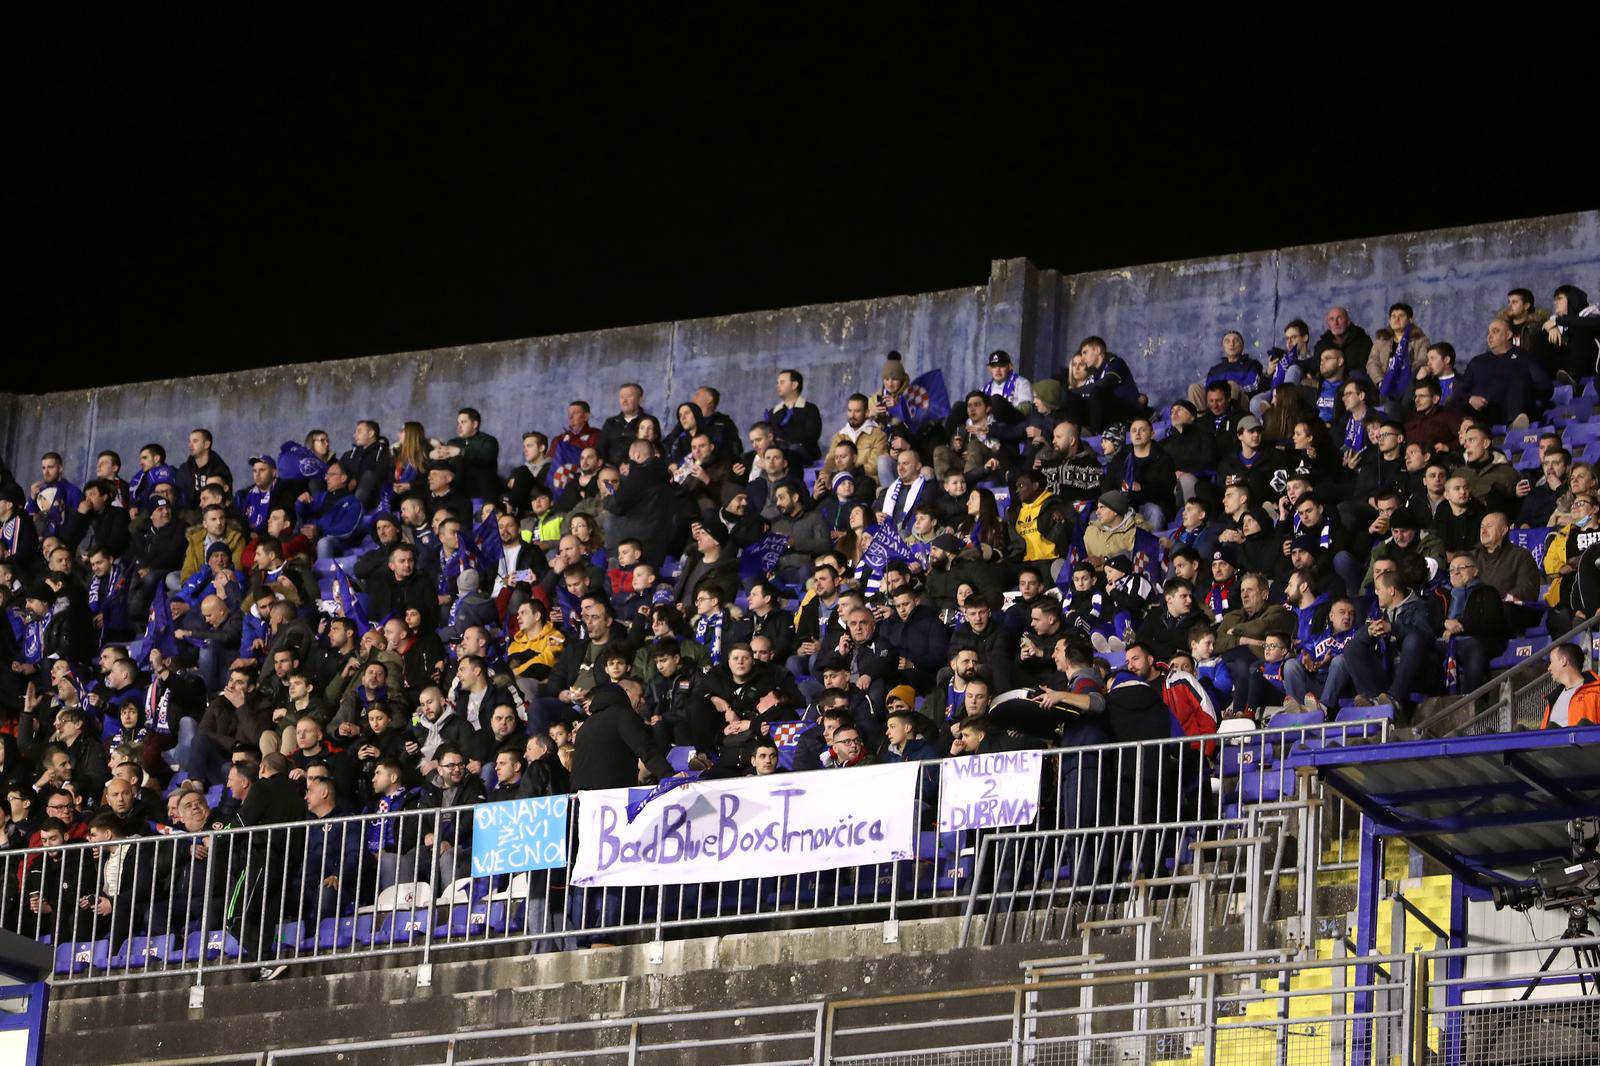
top-left (440, 568), bottom-right (496, 643)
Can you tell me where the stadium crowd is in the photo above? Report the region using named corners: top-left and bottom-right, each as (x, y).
top-left (1, 282), bottom-right (1598, 954)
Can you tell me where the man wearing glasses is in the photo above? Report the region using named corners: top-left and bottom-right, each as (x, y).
top-left (1440, 554), bottom-right (1512, 695)
top-left (416, 745), bottom-right (487, 890)
top-left (826, 727), bottom-right (875, 769)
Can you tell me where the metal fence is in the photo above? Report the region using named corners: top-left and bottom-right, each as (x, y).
top-left (82, 940), bottom-right (1600, 1065)
top-left (1413, 613), bottom-right (1600, 738)
top-left (15, 719), bottom-right (1381, 990)
top-left (1421, 935), bottom-right (1600, 1066)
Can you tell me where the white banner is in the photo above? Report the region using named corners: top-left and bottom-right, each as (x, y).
top-left (937, 750), bottom-right (1043, 832)
top-left (571, 764), bottom-right (920, 888)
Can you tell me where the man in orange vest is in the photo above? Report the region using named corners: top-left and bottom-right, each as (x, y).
top-left (1540, 642), bottom-right (1600, 729)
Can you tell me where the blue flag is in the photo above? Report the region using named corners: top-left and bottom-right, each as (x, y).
top-left (135, 581), bottom-right (180, 667)
top-left (899, 370), bottom-right (951, 431)
top-left (624, 773), bottom-right (700, 823)
top-left (766, 720), bottom-right (818, 771)
top-left (1131, 528), bottom-right (1164, 586)
top-left (548, 440), bottom-right (582, 491)
top-left (332, 562), bottom-right (371, 632)
top-left (277, 440), bottom-right (327, 481)
top-left (1379, 330), bottom-right (1411, 400)
top-left (739, 533), bottom-right (791, 581)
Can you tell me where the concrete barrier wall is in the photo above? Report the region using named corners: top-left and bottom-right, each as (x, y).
top-left (2, 211), bottom-right (1594, 484)
top-left (1055, 210), bottom-right (1600, 407)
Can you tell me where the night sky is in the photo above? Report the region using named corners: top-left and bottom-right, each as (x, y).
top-left (13, 14), bottom-right (1592, 394)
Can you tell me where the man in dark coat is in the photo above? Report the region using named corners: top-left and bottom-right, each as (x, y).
top-left (603, 441), bottom-right (675, 567)
top-left (570, 681), bottom-right (676, 791)
top-left (366, 544), bottom-right (439, 630)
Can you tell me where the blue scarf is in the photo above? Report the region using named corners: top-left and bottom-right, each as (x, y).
top-left (986, 373), bottom-right (1019, 402)
top-left (1317, 380), bottom-right (1340, 422)
top-left (1379, 330), bottom-right (1411, 399)
top-left (21, 606), bottom-right (53, 663)
top-left (695, 609), bottom-right (726, 665)
top-left (1342, 416), bottom-right (1367, 454)
top-left (88, 562), bottom-right (124, 614)
top-left (241, 482), bottom-right (277, 530)
top-left (0, 516), bottom-right (21, 555)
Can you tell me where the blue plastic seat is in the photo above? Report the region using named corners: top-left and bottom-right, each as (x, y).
top-left (1489, 637), bottom-right (1543, 671)
top-left (179, 930), bottom-right (246, 962)
top-left (310, 916), bottom-right (357, 949)
top-left (109, 933), bottom-right (178, 970)
top-left (205, 784), bottom-right (225, 808)
top-left (366, 907), bottom-right (432, 947)
top-left (54, 940), bottom-right (110, 975)
top-left (435, 901), bottom-right (509, 937)
top-left (667, 746), bottom-right (696, 772)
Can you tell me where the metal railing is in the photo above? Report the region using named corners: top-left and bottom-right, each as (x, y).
top-left (81, 940), bottom-right (1599, 1065)
top-left (1413, 613), bottom-right (1600, 738)
top-left (16, 719), bottom-right (1381, 990)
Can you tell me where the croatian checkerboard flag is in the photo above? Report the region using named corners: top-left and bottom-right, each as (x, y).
top-left (766, 720), bottom-right (817, 770)
top-left (901, 370), bottom-right (950, 431)
top-left (548, 440), bottom-right (582, 491)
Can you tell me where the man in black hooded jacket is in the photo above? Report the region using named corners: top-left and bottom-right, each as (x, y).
top-left (570, 681), bottom-right (676, 791)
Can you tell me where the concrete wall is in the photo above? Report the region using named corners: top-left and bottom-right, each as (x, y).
top-left (1048, 210), bottom-right (1600, 407)
top-left (2, 212), bottom-right (1595, 483)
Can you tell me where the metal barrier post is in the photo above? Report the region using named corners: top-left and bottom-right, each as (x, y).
top-left (1200, 970), bottom-right (1216, 1066)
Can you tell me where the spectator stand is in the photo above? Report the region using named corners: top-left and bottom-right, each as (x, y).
top-left (1414, 612), bottom-right (1600, 738)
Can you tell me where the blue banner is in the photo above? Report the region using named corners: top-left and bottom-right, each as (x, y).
top-left (470, 795), bottom-right (571, 877)
top-left (738, 533), bottom-right (791, 580)
top-left (277, 440), bottom-right (327, 481)
top-left (1507, 527), bottom-right (1550, 570)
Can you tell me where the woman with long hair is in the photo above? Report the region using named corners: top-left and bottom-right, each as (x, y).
top-left (392, 420), bottom-right (430, 498)
top-left (662, 403), bottom-right (703, 466)
top-left (566, 512), bottom-right (607, 566)
top-left (837, 502), bottom-right (876, 572)
top-left (1289, 418), bottom-right (1338, 481)
top-left (960, 486), bottom-right (1012, 559)
top-left (1261, 384), bottom-right (1315, 446)
top-left (635, 415), bottom-right (663, 445)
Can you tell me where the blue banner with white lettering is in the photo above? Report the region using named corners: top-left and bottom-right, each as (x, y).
top-left (470, 795), bottom-right (570, 877)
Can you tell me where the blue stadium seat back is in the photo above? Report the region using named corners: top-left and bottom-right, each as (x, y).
top-left (181, 929), bottom-right (246, 962)
top-left (1489, 638), bottom-right (1543, 671)
top-left (1334, 704), bottom-right (1394, 724)
top-left (938, 834), bottom-right (974, 891)
top-left (205, 784), bottom-right (225, 808)
top-left (312, 916), bottom-right (357, 950)
top-left (111, 933), bottom-right (178, 970)
top-left (54, 940), bottom-right (110, 976)
top-left (1219, 735), bottom-right (1275, 777)
top-left (1333, 703), bottom-right (1393, 742)
top-left (165, 771), bottom-right (190, 796)
top-left (1551, 385), bottom-right (1575, 407)
top-left (1237, 769), bottom-right (1285, 806)
top-left (352, 913), bottom-right (379, 945)
top-left (667, 746), bottom-right (696, 773)
top-left (370, 907), bottom-right (432, 947)
top-left (277, 921), bottom-right (311, 950)
top-left (449, 901), bottom-right (509, 937)
top-left (1507, 426), bottom-right (1554, 454)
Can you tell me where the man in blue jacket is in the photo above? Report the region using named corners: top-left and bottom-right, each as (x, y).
top-left (297, 460), bottom-right (365, 561)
